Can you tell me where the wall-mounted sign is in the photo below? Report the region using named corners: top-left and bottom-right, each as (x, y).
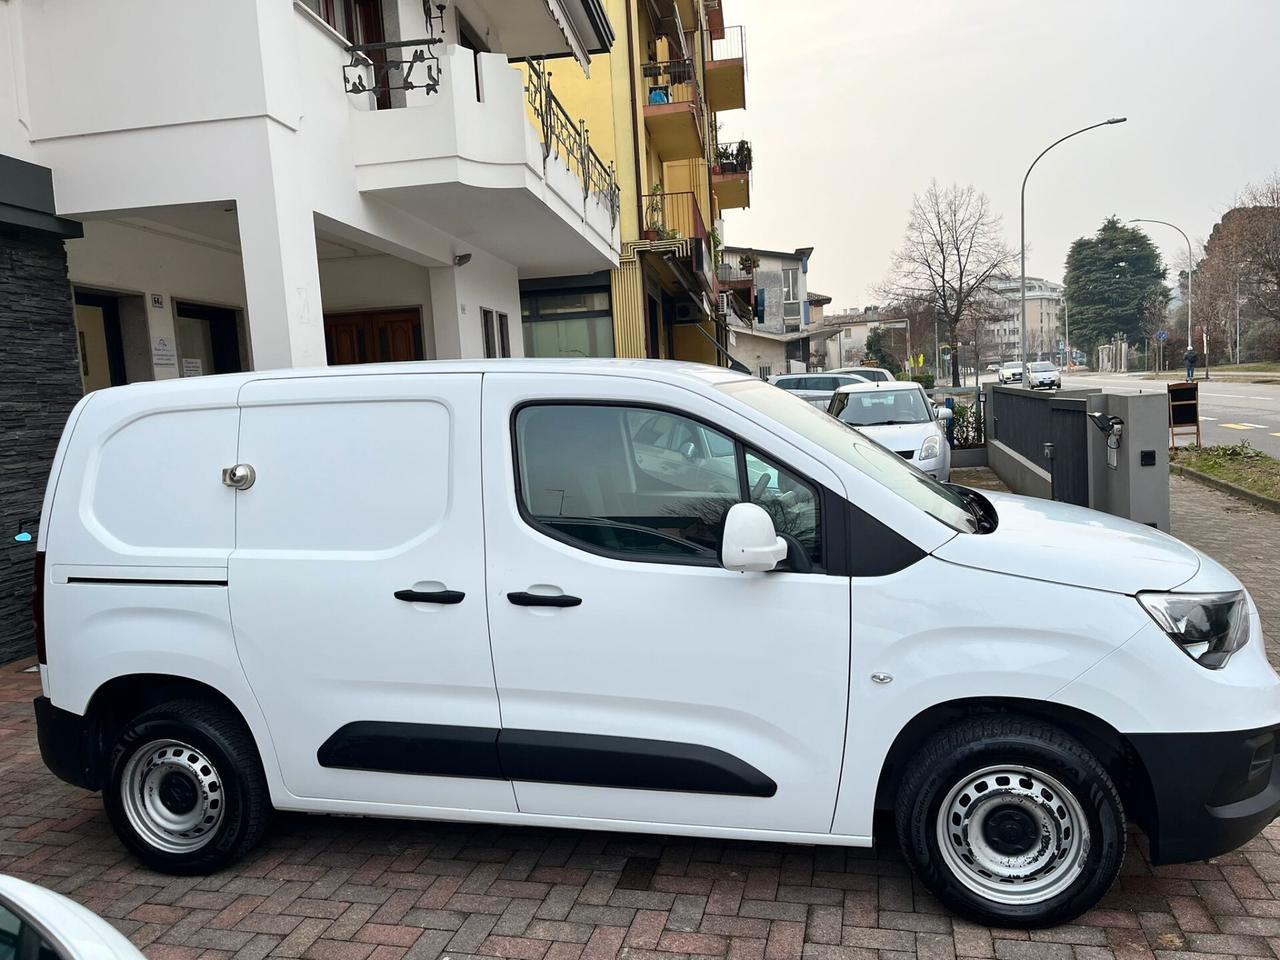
top-left (150, 293), bottom-right (164, 309)
top-left (181, 358), bottom-right (204, 377)
top-left (151, 336), bottom-right (177, 366)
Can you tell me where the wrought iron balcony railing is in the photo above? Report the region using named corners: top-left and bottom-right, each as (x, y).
top-left (343, 5), bottom-right (447, 102)
top-left (525, 59), bottom-right (620, 227)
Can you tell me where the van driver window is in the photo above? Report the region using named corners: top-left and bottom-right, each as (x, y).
top-left (514, 404), bottom-right (822, 568)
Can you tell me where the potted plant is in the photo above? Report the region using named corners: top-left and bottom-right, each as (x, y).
top-left (713, 143), bottom-right (735, 175)
top-left (737, 251), bottom-right (759, 274)
top-left (643, 186), bottom-right (665, 241)
top-left (734, 140), bottom-right (752, 172)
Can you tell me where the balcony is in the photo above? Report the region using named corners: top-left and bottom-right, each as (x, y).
top-left (716, 261), bottom-right (754, 290)
top-left (344, 42), bottom-right (620, 274)
top-left (711, 139), bottom-right (752, 210)
top-left (706, 25), bottom-right (746, 112)
top-left (642, 189), bottom-right (714, 290)
top-left (705, 0), bottom-right (726, 40)
top-left (642, 59), bottom-right (706, 161)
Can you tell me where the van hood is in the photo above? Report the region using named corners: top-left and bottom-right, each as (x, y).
top-left (855, 421), bottom-right (940, 457)
top-left (933, 490), bottom-right (1201, 594)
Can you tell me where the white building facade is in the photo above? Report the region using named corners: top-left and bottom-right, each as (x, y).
top-left (0, 0), bottom-right (619, 385)
top-left (980, 277), bottom-right (1065, 367)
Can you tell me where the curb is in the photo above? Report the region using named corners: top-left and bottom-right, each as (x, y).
top-left (1170, 463), bottom-right (1280, 515)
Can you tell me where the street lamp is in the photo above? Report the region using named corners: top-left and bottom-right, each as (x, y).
top-left (1128, 218), bottom-right (1194, 373)
top-left (1020, 118), bottom-right (1126, 383)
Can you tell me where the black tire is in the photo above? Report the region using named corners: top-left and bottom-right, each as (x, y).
top-left (894, 715), bottom-right (1124, 928)
top-left (103, 699), bottom-right (270, 874)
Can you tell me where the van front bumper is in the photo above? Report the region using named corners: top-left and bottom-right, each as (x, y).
top-left (1130, 723), bottom-right (1280, 864)
top-left (33, 696), bottom-right (101, 791)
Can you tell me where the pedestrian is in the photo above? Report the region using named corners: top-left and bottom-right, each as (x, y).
top-left (1185, 346), bottom-right (1197, 381)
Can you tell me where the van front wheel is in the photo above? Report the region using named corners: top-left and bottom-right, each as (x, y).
top-left (104, 700), bottom-right (270, 874)
top-left (895, 716), bottom-right (1125, 927)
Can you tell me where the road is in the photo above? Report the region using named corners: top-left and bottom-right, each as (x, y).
top-left (1060, 372), bottom-right (1280, 457)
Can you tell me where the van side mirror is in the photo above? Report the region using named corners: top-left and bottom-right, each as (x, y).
top-left (720, 503), bottom-right (788, 573)
top-left (938, 407), bottom-right (954, 421)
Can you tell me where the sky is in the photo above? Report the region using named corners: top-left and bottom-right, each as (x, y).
top-left (717, 0), bottom-right (1280, 314)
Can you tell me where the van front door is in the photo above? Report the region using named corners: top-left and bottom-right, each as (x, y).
top-left (480, 373), bottom-right (851, 836)
top-left (228, 373), bottom-right (515, 815)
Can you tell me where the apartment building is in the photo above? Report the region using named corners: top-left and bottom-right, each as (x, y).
top-left (518, 0), bottom-right (750, 364)
top-left (0, 0), bottom-right (617, 658)
top-left (980, 277), bottom-right (1065, 366)
top-left (717, 245), bottom-right (830, 376)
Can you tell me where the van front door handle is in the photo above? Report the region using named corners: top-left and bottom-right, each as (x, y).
top-left (395, 588), bottom-right (465, 605)
top-left (507, 591), bottom-right (582, 608)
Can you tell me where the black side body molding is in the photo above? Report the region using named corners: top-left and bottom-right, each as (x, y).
top-left (317, 722), bottom-right (503, 779)
top-left (316, 722), bottom-right (776, 797)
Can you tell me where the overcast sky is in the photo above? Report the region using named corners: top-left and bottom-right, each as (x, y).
top-left (718, 0), bottom-right (1280, 313)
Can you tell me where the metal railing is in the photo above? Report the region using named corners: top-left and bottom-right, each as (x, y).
top-left (344, 37), bottom-right (444, 100)
top-left (716, 263), bottom-right (754, 284)
top-left (524, 59), bottom-right (620, 226)
top-left (710, 24), bottom-right (747, 64)
top-left (641, 190), bottom-right (707, 242)
top-left (642, 58), bottom-right (705, 124)
top-left (712, 138), bottom-right (752, 174)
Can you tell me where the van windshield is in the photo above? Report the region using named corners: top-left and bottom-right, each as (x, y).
top-left (719, 379), bottom-right (978, 533)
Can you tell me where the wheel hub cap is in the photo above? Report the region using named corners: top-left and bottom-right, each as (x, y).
top-left (936, 764), bottom-right (1091, 906)
top-left (121, 739), bottom-right (224, 854)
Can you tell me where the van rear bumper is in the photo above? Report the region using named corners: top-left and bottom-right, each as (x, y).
top-left (33, 696), bottom-right (100, 791)
top-left (1130, 724), bottom-right (1280, 864)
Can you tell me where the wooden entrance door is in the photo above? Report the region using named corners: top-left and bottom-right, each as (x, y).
top-left (324, 309), bottom-right (424, 365)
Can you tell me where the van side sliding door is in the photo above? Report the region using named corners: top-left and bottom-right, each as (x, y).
top-left (228, 373), bottom-right (515, 816)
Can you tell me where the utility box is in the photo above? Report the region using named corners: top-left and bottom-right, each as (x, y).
top-left (1087, 391), bottom-right (1170, 531)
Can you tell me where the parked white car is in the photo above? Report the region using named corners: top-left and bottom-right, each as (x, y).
top-left (830, 365), bottom-right (896, 383)
top-left (827, 381), bottom-right (952, 482)
top-left (997, 361), bottom-right (1023, 384)
top-left (33, 360), bottom-right (1279, 928)
top-left (768, 372), bottom-right (868, 408)
top-left (1027, 361), bottom-right (1061, 390)
top-left (0, 875), bottom-right (145, 960)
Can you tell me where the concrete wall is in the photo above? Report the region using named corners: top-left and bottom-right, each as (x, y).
top-left (0, 226), bottom-right (82, 663)
top-left (1088, 392), bottom-right (1171, 531)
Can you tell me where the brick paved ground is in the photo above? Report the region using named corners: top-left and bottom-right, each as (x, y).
top-left (3, 476), bottom-right (1280, 960)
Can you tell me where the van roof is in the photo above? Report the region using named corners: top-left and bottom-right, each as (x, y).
top-left (86, 359), bottom-right (755, 401)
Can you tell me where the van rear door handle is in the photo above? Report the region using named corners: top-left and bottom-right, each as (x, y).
top-left (395, 588), bottom-right (465, 605)
top-left (507, 591), bottom-right (582, 608)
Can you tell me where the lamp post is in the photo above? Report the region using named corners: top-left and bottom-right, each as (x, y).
top-left (1020, 118), bottom-right (1127, 384)
top-left (1129, 218), bottom-right (1194, 374)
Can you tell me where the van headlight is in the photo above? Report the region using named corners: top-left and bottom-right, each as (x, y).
top-left (920, 434), bottom-right (941, 461)
top-left (1138, 591), bottom-right (1249, 669)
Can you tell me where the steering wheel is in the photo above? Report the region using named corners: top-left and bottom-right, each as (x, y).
top-left (750, 472), bottom-right (771, 500)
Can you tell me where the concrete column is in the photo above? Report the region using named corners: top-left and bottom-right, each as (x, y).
top-left (237, 164), bottom-right (326, 371)
top-left (428, 249), bottom-right (522, 359)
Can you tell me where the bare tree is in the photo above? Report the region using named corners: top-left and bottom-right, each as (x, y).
top-left (1235, 173), bottom-right (1280, 326)
top-left (880, 181), bottom-right (1016, 385)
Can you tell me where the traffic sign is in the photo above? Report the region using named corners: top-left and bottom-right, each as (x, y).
top-left (1156, 329), bottom-right (1169, 341)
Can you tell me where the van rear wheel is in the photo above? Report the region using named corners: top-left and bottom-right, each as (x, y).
top-left (104, 700), bottom-right (270, 874)
top-left (895, 716), bottom-right (1124, 928)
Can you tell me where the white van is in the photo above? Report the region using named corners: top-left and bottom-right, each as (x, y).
top-left (32, 360), bottom-right (1280, 928)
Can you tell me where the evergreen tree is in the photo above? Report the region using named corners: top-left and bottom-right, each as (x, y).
top-left (1064, 217), bottom-right (1168, 355)
top-left (865, 326), bottom-right (902, 375)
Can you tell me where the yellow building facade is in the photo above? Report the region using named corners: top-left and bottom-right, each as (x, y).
top-left (518, 0), bottom-right (750, 366)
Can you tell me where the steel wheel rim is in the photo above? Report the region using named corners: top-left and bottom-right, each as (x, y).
top-left (936, 764), bottom-right (1090, 906)
top-left (121, 739), bottom-right (224, 854)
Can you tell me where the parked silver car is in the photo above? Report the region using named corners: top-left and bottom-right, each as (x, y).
top-left (1028, 361), bottom-right (1061, 389)
top-left (829, 366), bottom-right (896, 383)
top-left (768, 372), bottom-right (868, 408)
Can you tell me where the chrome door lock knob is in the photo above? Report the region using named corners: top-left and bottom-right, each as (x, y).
top-left (221, 463), bottom-right (256, 491)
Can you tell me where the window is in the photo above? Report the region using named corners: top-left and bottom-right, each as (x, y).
top-left (514, 403), bottom-right (822, 568)
top-left (482, 309), bottom-right (497, 359)
top-left (0, 902), bottom-right (61, 960)
top-left (521, 288), bottom-right (615, 358)
top-left (783, 267), bottom-right (801, 320)
top-left (719, 379), bottom-right (977, 533)
top-left (831, 388), bottom-right (932, 426)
